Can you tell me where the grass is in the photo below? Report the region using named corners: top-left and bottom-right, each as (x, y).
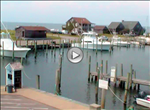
top-left (1, 30), bottom-right (17, 40)
top-left (48, 33), bottom-right (79, 37)
top-left (0, 30), bottom-right (61, 40)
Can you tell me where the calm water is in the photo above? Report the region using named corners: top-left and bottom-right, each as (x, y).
top-left (1, 46), bottom-right (150, 110)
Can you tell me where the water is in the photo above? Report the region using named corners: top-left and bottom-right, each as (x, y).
top-left (1, 46), bottom-right (150, 110)
top-left (1, 22), bottom-right (64, 30)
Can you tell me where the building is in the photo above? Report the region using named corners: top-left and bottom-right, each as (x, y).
top-left (66, 17), bottom-right (92, 34)
top-left (122, 20), bottom-right (143, 35)
top-left (108, 20), bottom-right (144, 35)
top-left (108, 22), bottom-right (125, 34)
top-left (93, 25), bottom-right (109, 34)
top-left (15, 26), bottom-right (49, 39)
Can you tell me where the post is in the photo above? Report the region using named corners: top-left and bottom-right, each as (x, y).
top-left (46, 41), bottom-right (48, 56)
top-left (114, 64), bottom-right (117, 86)
top-left (34, 41), bottom-right (37, 59)
top-left (68, 39), bottom-right (70, 49)
top-left (16, 40), bottom-right (18, 46)
top-left (59, 55), bottom-right (62, 87)
top-left (101, 60), bottom-right (103, 75)
top-left (83, 39), bottom-right (84, 49)
top-left (100, 67), bottom-right (106, 109)
top-left (105, 60), bottom-right (108, 74)
top-left (51, 40), bottom-right (53, 52)
top-left (21, 57), bottom-right (23, 65)
top-left (101, 39), bottom-right (102, 52)
top-left (96, 62), bottom-right (98, 72)
top-left (62, 40), bottom-right (64, 55)
top-left (88, 56), bottom-right (91, 81)
top-left (55, 69), bottom-right (60, 95)
top-left (20, 39), bottom-right (21, 47)
top-left (129, 64), bottom-right (133, 89)
top-left (2, 41), bottom-right (4, 59)
top-left (43, 40), bottom-right (44, 50)
top-left (12, 42), bottom-right (14, 61)
top-left (133, 70), bottom-right (136, 90)
top-left (36, 75), bottom-right (40, 89)
top-left (93, 39), bottom-right (94, 51)
top-left (95, 67), bottom-right (100, 104)
top-left (124, 73), bottom-right (130, 104)
top-left (26, 40), bottom-right (28, 47)
top-left (121, 64), bottom-right (123, 76)
top-left (96, 38), bottom-right (97, 54)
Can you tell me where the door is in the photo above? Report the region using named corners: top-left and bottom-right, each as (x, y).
top-left (14, 70), bottom-right (22, 88)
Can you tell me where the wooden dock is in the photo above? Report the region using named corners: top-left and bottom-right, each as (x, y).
top-left (90, 72), bottom-right (150, 88)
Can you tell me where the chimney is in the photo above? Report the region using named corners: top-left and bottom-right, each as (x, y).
top-left (122, 20), bottom-right (124, 22)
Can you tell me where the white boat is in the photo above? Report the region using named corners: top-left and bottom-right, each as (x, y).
top-left (71, 31), bottom-right (112, 51)
top-left (0, 33), bottom-right (31, 58)
top-left (111, 36), bottom-right (130, 47)
top-left (136, 95), bottom-right (150, 108)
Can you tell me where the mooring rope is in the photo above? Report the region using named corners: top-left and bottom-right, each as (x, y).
top-left (108, 86), bottom-right (125, 104)
top-left (22, 69), bottom-right (31, 80)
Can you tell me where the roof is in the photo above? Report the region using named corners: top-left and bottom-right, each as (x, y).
top-left (16, 26), bottom-right (49, 31)
top-left (10, 62), bottom-right (23, 70)
top-left (108, 22), bottom-right (121, 29)
top-left (71, 17), bottom-right (91, 24)
top-left (94, 26), bottom-right (106, 30)
top-left (122, 21), bottom-right (139, 30)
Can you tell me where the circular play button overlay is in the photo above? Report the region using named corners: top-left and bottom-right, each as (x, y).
top-left (67, 47), bottom-right (84, 64)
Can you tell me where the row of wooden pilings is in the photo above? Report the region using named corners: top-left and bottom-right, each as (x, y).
top-left (87, 56), bottom-right (140, 109)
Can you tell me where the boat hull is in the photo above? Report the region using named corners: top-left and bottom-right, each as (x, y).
top-left (136, 98), bottom-right (150, 108)
top-left (0, 49), bottom-right (30, 58)
top-left (112, 42), bottom-right (130, 47)
top-left (71, 43), bottom-right (111, 51)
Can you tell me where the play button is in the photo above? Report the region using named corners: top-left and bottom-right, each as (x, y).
top-left (72, 51), bottom-right (80, 59)
top-left (67, 47), bottom-right (84, 64)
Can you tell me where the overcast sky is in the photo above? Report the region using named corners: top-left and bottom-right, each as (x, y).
top-left (1, 1), bottom-right (150, 27)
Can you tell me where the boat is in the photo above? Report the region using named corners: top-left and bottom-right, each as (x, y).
top-left (71, 31), bottom-right (112, 51)
top-left (136, 96), bottom-right (150, 108)
top-left (0, 33), bottom-right (31, 58)
top-left (111, 35), bottom-right (130, 47)
top-left (0, 22), bottom-right (31, 58)
top-left (134, 91), bottom-right (150, 108)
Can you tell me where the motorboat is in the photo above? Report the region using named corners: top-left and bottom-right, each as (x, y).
top-left (71, 31), bottom-right (112, 51)
top-left (111, 35), bottom-right (130, 47)
top-left (0, 32), bottom-right (31, 58)
top-left (134, 91), bottom-right (150, 108)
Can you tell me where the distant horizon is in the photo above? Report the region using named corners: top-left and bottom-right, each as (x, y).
top-left (2, 21), bottom-right (149, 28)
top-left (1, 1), bottom-right (149, 27)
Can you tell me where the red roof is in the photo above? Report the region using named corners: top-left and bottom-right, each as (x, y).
top-left (72, 17), bottom-right (91, 24)
top-left (94, 26), bottom-right (106, 30)
top-left (18, 26), bottom-right (49, 31)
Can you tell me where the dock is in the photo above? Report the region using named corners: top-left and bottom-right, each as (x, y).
top-left (1, 86), bottom-right (90, 110)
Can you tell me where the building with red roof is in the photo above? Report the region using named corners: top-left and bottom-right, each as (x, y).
top-left (15, 26), bottom-right (49, 39)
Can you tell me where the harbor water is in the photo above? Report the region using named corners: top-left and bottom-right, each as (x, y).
top-left (1, 46), bottom-right (150, 110)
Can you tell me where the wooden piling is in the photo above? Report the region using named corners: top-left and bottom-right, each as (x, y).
top-left (36, 75), bottom-right (40, 89)
top-left (55, 69), bottom-right (60, 95)
top-left (101, 40), bottom-right (102, 52)
top-left (62, 40), bottom-right (64, 55)
top-left (34, 41), bottom-right (37, 59)
top-left (133, 70), bottom-right (136, 90)
top-left (16, 40), bottom-right (18, 46)
top-left (124, 73), bottom-right (130, 104)
top-left (59, 55), bottom-right (62, 87)
top-left (2, 41), bottom-right (4, 59)
top-left (129, 64), bottom-right (133, 89)
top-left (20, 40), bottom-right (21, 47)
top-left (83, 39), bottom-right (84, 49)
top-left (114, 64), bottom-right (117, 86)
top-left (105, 60), bottom-right (108, 74)
top-left (43, 40), bottom-right (44, 50)
top-left (51, 40), bottom-right (53, 52)
top-left (101, 60), bottom-right (103, 76)
top-left (121, 64), bottom-right (123, 76)
top-left (12, 42), bottom-right (14, 61)
top-left (21, 57), bottom-right (23, 65)
top-left (95, 67), bottom-right (100, 104)
top-left (138, 84), bottom-right (140, 91)
top-left (46, 41), bottom-right (48, 56)
top-left (93, 39), bottom-right (94, 51)
top-left (96, 38), bottom-right (98, 54)
top-left (88, 56), bottom-right (91, 81)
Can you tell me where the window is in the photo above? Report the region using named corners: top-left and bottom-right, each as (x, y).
top-left (22, 31), bottom-right (25, 37)
top-left (8, 74), bottom-right (12, 80)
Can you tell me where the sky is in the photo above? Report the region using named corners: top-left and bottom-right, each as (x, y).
top-left (1, 1), bottom-right (150, 27)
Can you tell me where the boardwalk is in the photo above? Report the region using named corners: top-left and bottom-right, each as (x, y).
top-left (1, 86), bottom-right (89, 110)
